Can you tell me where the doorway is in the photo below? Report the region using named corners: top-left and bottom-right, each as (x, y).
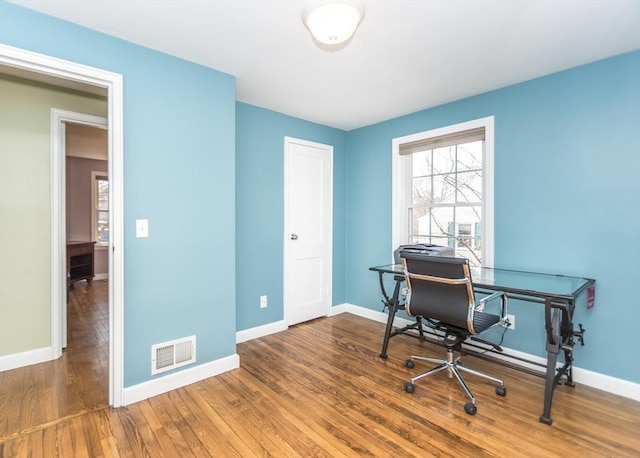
top-left (56, 112), bottom-right (108, 348)
top-left (283, 136), bottom-right (333, 326)
top-left (0, 43), bottom-right (124, 406)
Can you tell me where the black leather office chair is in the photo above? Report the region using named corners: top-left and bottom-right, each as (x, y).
top-left (400, 252), bottom-right (508, 415)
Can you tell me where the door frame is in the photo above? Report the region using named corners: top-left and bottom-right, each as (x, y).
top-left (52, 109), bottom-right (108, 349)
top-left (0, 44), bottom-right (125, 407)
top-left (283, 136), bottom-right (333, 325)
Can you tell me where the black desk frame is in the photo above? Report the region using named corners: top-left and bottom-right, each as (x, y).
top-left (370, 264), bottom-right (594, 425)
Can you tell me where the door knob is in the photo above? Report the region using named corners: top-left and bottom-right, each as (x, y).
top-left (290, 233), bottom-right (298, 240)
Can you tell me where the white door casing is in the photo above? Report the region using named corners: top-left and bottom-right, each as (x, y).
top-left (0, 44), bottom-right (125, 407)
top-left (284, 137), bottom-right (333, 326)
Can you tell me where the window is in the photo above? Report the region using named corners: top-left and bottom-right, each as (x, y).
top-left (392, 117), bottom-right (494, 267)
top-left (91, 171), bottom-right (109, 246)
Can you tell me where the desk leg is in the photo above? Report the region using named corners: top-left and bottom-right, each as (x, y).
top-left (417, 316), bottom-right (424, 338)
top-left (540, 304), bottom-right (561, 425)
top-left (560, 305), bottom-right (576, 388)
top-left (380, 279), bottom-right (402, 359)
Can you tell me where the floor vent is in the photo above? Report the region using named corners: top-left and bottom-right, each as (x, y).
top-left (151, 335), bottom-right (196, 375)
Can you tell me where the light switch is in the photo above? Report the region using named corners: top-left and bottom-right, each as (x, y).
top-left (136, 219), bottom-right (149, 238)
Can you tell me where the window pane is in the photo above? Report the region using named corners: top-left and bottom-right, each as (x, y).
top-left (455, 206), bottom-right (482, 267)
top-left (433, 173), bottom-right (455, 204)
top-left (98, 211), bottom-right (109, 243)
top-left (432, 146), bottom-right (456, 175)
top-left (457, 141), bottom-right (482, 171)
top-left (456, 205), bottom-right (481, 225)
top-left (456, 171), bottom-right (482, 203)
top-left (98, 179), bottom-right (109, 211)
top-left (430, 207), bottom-right (455, 244)
top-left (412, 150), bottom-right (431, 177)
top-left (409, 206), bottom-right (430, 239)
top-left (411, 177), bottom-right (432, 205)
top-left (94, 175), bottom-right (109, 244)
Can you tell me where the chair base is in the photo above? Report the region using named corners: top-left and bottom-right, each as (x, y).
top-left (404, 349), bottom-right (506, 415)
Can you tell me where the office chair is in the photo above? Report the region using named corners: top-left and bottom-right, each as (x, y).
top-left (400, 252), bottom-right (508, 415)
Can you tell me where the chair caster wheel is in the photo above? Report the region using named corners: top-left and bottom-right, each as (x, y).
top-left (464, 402), bottom-right (477, 415)
top-left (404, 382), bottom-right (415, 393)
top-left (405, 359), bottom-right (414, 369)
top-left (496, 386), bottom-right (506, 396)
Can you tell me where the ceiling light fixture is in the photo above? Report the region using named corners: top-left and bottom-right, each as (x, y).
top-left (302, 1), bottom-right (365, 46)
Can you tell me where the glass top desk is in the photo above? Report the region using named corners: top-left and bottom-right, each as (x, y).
top-left (369, 263), bottom-right (595, 425)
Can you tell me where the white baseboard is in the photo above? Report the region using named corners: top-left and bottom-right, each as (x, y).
top-left (0, 346), bottom-right (55, 372)
top-left (123, 353), bottom-right (239, 406)
top-left (235, 306), bottom-right (349, 344)
top-left (236, 319), bottom-right (288, 344)
top-left (94, 273), bottom-right (109, 281)
top-left (341, 303), bottom-right (640, 402)
top-left (572, 367), bottom-right (640, 401)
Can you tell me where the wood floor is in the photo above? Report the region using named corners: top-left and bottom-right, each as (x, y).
top-left (0, 280), bottom-right (109, 443)
top-left (1, 282), bottom-right (639, 457)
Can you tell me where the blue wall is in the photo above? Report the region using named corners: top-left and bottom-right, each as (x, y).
top-left (0, 1), bottom-right (237, 387)
top-left (2, 0), bottom-right (638, 387)
top-left (346, 51), bottom-right (640, 383)
top-left (235, 103), bottom-right (347, 331)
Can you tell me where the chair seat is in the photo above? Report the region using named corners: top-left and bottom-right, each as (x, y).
top-left (473, 311), bottom-right (500, 333)
top-left (429, 312), bottom-right (500, 336)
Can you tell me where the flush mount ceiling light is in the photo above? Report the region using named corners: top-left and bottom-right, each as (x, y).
top-left (302, 1), bottom-right (365, 46)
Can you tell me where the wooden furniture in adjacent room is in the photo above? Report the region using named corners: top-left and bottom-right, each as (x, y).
top-left (67, 241), bottom-right (96, 289)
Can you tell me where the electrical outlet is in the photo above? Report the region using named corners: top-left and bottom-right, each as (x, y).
top-left (506, 314), bottom-right (515, 330)
top-left (260, 295), bottom-right (268, 308)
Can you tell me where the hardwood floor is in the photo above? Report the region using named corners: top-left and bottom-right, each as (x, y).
top-left (0, 280), bottom-right (109, 445)
top-left (1, 284), bottom-right (639, 457)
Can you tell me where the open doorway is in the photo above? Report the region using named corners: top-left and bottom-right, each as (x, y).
top-left (0, 44), bottom-right (124, 414)
top-left (64, 119), bottom-right (111, 412)
top-left (64, 121), bottom-right (109, 398)
top-left (58, 113), bottom-right (108, 348)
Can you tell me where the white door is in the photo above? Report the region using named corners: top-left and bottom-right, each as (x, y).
top-left (284, 137), bottom-right (333, 326)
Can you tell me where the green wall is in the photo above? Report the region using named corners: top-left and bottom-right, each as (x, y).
top-left (0, 75), bottom-right (106, 356)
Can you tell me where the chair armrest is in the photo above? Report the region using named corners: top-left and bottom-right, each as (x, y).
top-left (476, 290), bottom-right (508, 319)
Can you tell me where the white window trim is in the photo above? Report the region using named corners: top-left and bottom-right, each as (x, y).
top-left (391, 116), bottom-right (495, 267)
top-left (91, 170), bottom-right (108, 248)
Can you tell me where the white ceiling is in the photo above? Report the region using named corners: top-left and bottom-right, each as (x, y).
top-left (8, 0), bottom-right (640, 131)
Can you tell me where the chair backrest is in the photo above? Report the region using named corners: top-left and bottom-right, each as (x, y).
top-left (401, 252), bottom-right (476, 333)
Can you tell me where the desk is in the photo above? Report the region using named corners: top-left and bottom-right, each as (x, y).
top-left (369, 263), bottom-right (595, 425)
top-left (67, 241), bottom-right (96, 289)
